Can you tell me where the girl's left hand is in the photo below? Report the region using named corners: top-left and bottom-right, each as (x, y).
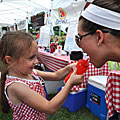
top-left (68, 62), bottom-right (77, 72)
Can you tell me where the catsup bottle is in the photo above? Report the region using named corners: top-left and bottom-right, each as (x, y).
top-left (64, 59), bottom-right (89, 83)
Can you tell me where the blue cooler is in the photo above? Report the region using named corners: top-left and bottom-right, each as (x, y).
top-left (86, 76), bottom-right (108, 120)
top-left (58, 87), bottom-right (87, 112)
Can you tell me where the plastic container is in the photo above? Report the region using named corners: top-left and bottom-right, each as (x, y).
top-left (64, 59), bottom-right (89, 83)
top-left (58, 87), bottom-right (87, 112)
top-left (86, 76), bottom-right (108, 120)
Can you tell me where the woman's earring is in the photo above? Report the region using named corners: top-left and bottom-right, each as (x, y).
top-left (97, 43), bottom-right (99, 46)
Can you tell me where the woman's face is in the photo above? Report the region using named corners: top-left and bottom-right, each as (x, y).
top-left (77, 19), bottom-right (106, 68)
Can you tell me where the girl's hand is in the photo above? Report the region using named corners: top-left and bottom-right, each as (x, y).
top-left (67, 67), bottom-right (84, 86)
top-left (67, 62), bottom-right (77, 72)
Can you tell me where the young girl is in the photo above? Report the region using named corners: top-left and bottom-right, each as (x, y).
top-left (0, 31), bottom-right (83, 120)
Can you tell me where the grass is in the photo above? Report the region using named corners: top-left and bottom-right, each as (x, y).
top-left (0, 104), bottom-right (99, 120)
top-left (0, 105), bottom-right (118, 120)
top-left (47, 106), bottom-right (99, 120)
top-left (47, 94), bottom-right (99, 120)
top-left (0, 94), bottom-right (99, 120)
top-left (0, 106), bottom-right (13, 120)
top-left (0, 93), bottom-right (119, 120)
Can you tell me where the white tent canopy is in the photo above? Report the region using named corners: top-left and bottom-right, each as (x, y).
top-left (0, 0), bottom-right (93, 51)
top-left (0, 0), bottom-right (93, 26)
top-left (0, 0), bottom-right (51, 26)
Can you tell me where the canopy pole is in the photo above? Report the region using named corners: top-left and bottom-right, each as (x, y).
top-left (14, 19), bottom-right (16, 31)
top-left (50, 0), bottom-right (54, 49)
top-left (26, 12), bottom-right (29, 32)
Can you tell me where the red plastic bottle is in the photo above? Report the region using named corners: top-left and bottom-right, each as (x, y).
top-left (64, 59), bottom-right (89, 83)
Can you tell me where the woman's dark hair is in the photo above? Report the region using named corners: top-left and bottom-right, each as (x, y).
top-left (0, 31), bottom-right (35, 113)
top-left (80, 0), bottom-right (120, 37)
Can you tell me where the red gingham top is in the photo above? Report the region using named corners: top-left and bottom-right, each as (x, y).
top-left (4, 70), bottom-right (47, 120)
top-left (71, 62), bottom-right (110, 91)
top-left (105, 70), bottom-right (120, 118)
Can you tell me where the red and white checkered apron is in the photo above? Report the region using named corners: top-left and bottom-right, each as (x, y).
top-left (4, 70), bottom-right (47, 120)
top-left (105, 70), bottom-right (120, 118)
